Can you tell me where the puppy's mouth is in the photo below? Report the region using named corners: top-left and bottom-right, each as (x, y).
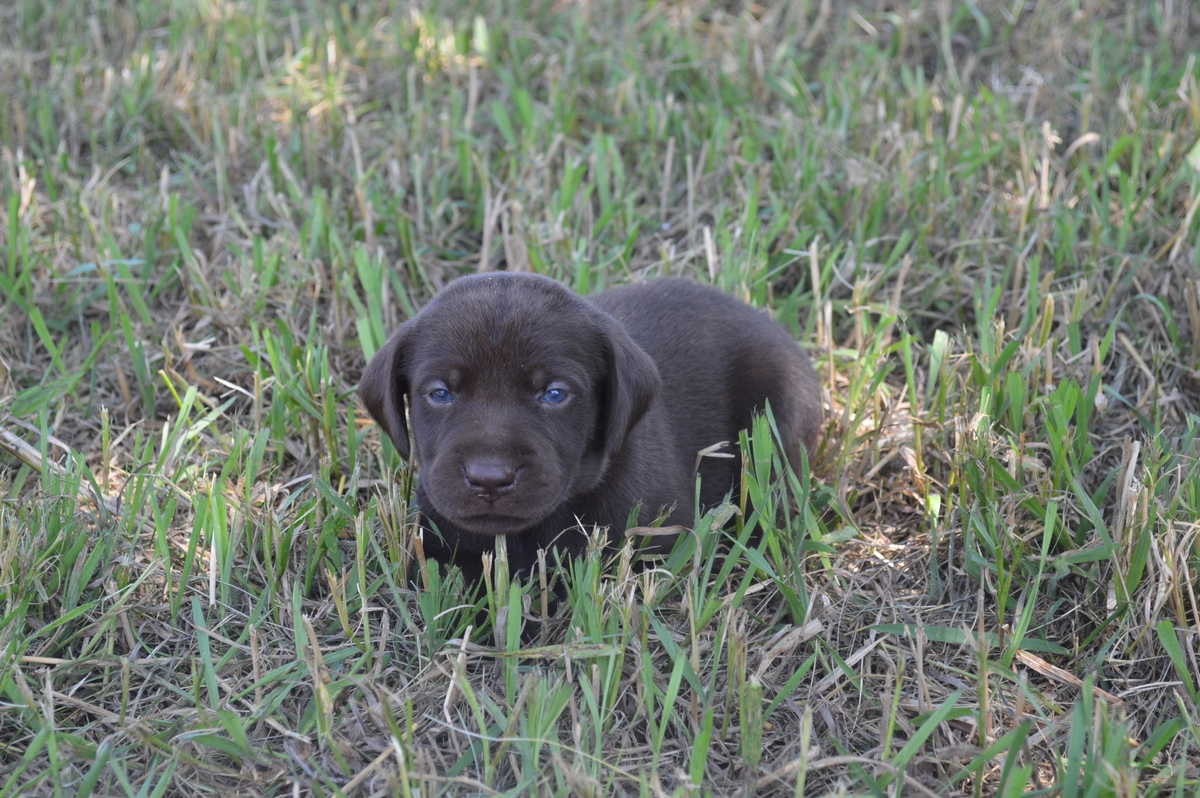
top-left (420, 459), bottom-right (568, 536)
top-left (430, 490), bottom-right (564, 536)
top-left (451, 511), bottom-right (544, 536)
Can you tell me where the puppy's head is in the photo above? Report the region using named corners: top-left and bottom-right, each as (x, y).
top-left (359, 273), bottom-right (660, 536)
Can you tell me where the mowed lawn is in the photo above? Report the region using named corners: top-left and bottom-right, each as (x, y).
top-left (1, 0), bottom-right (1199, 794)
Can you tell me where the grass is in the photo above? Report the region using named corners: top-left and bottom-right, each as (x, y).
top-left (1, 0), bottom-right (1199, 794)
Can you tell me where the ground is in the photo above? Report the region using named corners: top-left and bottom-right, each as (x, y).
top-left (1, 0), bottom-right (1199, 795)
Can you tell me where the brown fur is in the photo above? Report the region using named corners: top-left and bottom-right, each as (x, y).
top-left (359, 274), bottom-right (821, 581)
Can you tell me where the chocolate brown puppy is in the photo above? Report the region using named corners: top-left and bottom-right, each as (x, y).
top-left (359, 273), bottom-right (821, 582)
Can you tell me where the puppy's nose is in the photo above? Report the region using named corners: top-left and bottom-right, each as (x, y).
top-left (463, 461), bottom-right (516, 498)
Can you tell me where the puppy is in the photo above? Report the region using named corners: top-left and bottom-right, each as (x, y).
top-left (359, 273), bottom-right (821, 582)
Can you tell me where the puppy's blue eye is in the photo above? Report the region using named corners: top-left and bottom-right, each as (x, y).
top-left (541, 388), bottom-right (567, 404)
top-left (429, 388), bottom-right (453, 404)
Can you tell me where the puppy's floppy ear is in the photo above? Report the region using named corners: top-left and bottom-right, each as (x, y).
top-left (598, 314), bottom-right (661, 459)
top-left (358, 327), bottom-right (412, 459)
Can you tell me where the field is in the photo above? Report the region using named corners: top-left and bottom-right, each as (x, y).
top-left (2, 0), bottom-right (1200, 794)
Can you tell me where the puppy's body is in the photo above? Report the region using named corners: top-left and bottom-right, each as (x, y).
top-left (359, 274), bottom-right (820, 580)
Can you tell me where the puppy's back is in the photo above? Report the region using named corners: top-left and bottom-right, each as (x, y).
top-left (590, 279), bottom-right (821, 506)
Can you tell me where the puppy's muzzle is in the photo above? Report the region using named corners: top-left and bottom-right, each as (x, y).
top-left (462, 461), bottom-right (518, 500)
